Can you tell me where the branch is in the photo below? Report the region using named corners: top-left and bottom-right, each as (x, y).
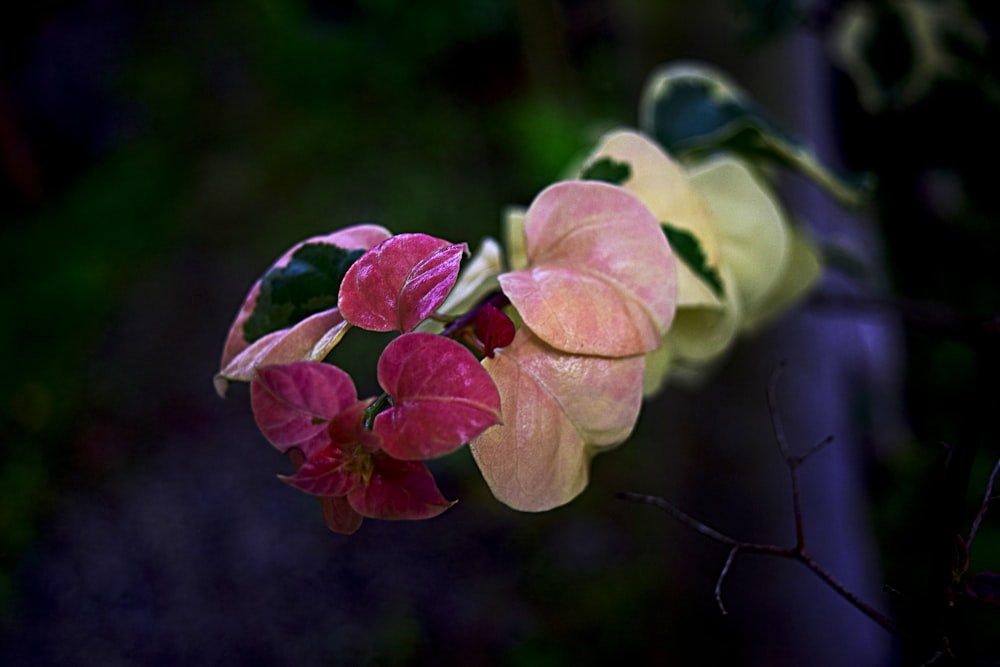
top-left (618, 363), bottom-right (911, 641)
top-left (967, 455), bottom-right (1000, 551)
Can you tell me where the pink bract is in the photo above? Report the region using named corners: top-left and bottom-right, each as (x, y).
top-left (253, 359), bottom-right (459, 534)
top-left (251, 361), bottom-right (359, 456)
top-left (373, 332), bottom-right (502, 460)
top-left (470, 328), bottom-right (644, 511)
top-left (338, 233), bottom-right (468, 333)
top-left (498, 181), bottom-right (677, 357)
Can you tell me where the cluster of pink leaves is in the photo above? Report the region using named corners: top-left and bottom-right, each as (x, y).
top-left (221, 231), bottom-right (502, 533)
top-left (218, 179), bottom-right (679, 531)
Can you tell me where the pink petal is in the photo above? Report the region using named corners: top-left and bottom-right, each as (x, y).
top-left (469, 328), bottom-right (644, 511)
top-left (251, 362), bottom-right (358, 455)
top-left (338, 233), bottom-right (468, 332)
top-left (373, 332), bottom-right (501, 460)
top-left (220, 224), bottom-right (391, 368)
top-left (280, 446), bottom-right (355, 497)
top-left (498, 181), bottom-right (676, 357)
top-left (348, 453), bottom-right (454, 520)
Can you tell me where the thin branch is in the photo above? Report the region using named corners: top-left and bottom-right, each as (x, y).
top-left (716, 546), bottom-right (740, 614)
top-left (618, 363), bottom-right (911, 642)
top-left (967, 455), bottom-right (1000, 549)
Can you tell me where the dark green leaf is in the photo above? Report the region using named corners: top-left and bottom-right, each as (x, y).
top-left (244, 243), bottom-right (365, 343)
top-left (662, 223), bottom-right (724, 298)
top-left (580, 156), bottom-right (632, 185)
top-left (641, 63), bottom-right (873, 208)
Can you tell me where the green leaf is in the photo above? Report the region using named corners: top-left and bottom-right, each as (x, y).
top-left (640, 62), bottom-right (873, 208)
top-left (580, 156), bottom-right (632, 185)
top-left (244, 243), bottom-right (365, 343)
top-left (662, 222), bottom-right (724, 298)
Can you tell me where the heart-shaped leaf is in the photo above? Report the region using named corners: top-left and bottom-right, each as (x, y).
top-left (373, 332), bottom-right (501, 460)
top-left (348, 453), bottom-right (454, 520)
top-left (339, 233), bottom-right (468, 332)
top-left (498, 180), bottom-right (677, 357)
top-left (251, 362), bottom-right (358, 455)
top-left (220, 224), bottom-right (391, 368)
top-left (469, 329), bottom-right (644, 511)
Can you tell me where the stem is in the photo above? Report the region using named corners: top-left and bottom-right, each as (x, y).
top-left (617, 491), bottom-right (910, 640)
top-left (362, 392), bottom-right (392, 430)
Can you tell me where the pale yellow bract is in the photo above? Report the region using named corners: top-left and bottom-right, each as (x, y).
top-left (578, 130), bottom-right (821, 390)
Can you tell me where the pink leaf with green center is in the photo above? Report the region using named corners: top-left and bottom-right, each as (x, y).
top-left (498, 180), bottom-right (677, 357)
top-left (373, 332), bottom-right (502, 460)
top-left (347, 452), bottom-right (454, 520)
top-left (220, 224), bottom-right (391, 368)
top-left (338, 233), bottom-right (468, 332)
top-left (475, 303), bottom-right (515, 357)
top-left (469, 328), bottom-right (644, 511)
top-left (251, 362), bottom-right (358, 455)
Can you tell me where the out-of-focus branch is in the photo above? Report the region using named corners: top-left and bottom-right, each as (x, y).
top-left (619, 363), bottom-right (910, 641)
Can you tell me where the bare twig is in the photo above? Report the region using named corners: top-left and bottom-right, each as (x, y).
top-left (618, 363), bottom-right (911, 641)
top-left (967, 455), bottom-right (1000, 550)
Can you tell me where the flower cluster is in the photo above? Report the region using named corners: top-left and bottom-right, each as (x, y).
top-left (216, 65), bottom-right (823, 532)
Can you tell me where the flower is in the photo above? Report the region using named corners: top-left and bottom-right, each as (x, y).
top-left (251, 332), bottom-right (501, 533)
top-left (577, 129), bottom-right (822, 390)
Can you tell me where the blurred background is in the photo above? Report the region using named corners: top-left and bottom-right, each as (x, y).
top-left (1, 1), bottom-right (998, 665)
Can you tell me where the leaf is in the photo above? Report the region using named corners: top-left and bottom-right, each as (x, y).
top-left (662, 223), bottom-right (724, 298)
top-left (469, 329), bottom-right (644, 511)
top-left (214, 308), bottom-right (349, 397)
top-left (580, 156), bottom-right (632, 185)
top-left (498, 180), bottom-right (677, 357)
top-left (742, 222), bottom-right (822, 331)
top-left (348, 453), bottom-right (455, 521)
top-left (687, 157), bottom-right (789, 315)
top-left (338, 233), bottom-right (468, 333)
top-left (251, 362), bottom-right (358, 455)
top-left (373, 332), bottom-right (501, 460)
top-left (280, 445), bottom-right (355, 497)
top-left (219, 224), bottom-right (391, 368)
top-left (640, 62), bottom-right (872, 208)
top-left (475, 303), bottom-right (515, 357)
top-left (244, 243), bottom-right (365, 343)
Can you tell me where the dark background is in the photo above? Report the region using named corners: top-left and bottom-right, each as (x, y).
top-left (1, 1), bottom-right (998, 665)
